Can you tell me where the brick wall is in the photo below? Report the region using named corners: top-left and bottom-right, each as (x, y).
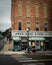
top-left (11, 0), bottom-right (52, 31)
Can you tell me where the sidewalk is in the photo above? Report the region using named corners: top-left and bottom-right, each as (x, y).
top-left (0, 50), bottom-right (26, 55)
top-left (0, 50), bottom-right (52, 55)
top-left (0, 40), bottom-right (13, 54)
top-left (0, 40), bottom-right (26, 55)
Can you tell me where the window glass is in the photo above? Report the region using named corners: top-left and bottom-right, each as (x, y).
top-left (26, 21), bottom-right (30, 30)
top-left (44, 22), bottom-right (48, 31)
top-left (35, 22), bottom-right (39, 27)
top-left (35, 22), bottom-right (39, 31)
top-left (18, 22), bottom-right (22, 30)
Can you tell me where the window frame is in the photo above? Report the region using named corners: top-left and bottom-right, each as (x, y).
top-left (34, 3), bottom-right (40, 17)
top-left (18, 21), bottom-right (22, 30)
top-left (43, 3), bottom-right (48, 18)
top-left (18, 1), bottom-right (23, 16)
top-left (26, 2), bottom-right (30, 17)
top-left (26, 20), bottom-right (30, 29)
top-left (44, 22), bottom-right (48, 31)
top-left (35, 22), bottom-right (39, 31)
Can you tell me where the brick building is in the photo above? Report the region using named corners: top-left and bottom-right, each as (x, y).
top-left (11, 0), bottom-right (52, 51)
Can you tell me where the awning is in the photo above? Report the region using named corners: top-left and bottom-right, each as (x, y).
top-left (13, 37), bottom-right (21, 41)
top-left (12, 37), bottom-right (45, 41)
top-left (21, 39), bottom-right (27, 42)
top-left (29, 37), bottom-right (45, 41)
top-left (21, 37), bottom-right (27, 42)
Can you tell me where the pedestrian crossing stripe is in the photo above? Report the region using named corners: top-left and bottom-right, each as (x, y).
top-left (11, 55), bottom-right (52, 63)
top-left (45, 54), bottom-right (52, 55)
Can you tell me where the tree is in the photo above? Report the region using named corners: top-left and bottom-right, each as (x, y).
top-left (5, 28), bottom-right (11, 41)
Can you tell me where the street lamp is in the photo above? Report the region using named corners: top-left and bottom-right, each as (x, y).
top-left (27, 27), bottom-right (30, 53)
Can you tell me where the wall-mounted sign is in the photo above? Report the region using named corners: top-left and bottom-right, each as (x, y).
top-left (12, 30), bottom-right (52, 37)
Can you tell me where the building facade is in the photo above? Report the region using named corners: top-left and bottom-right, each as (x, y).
top-left (11, 0), bottom-right (52, 51)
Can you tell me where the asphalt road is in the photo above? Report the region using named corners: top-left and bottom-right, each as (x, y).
top-left (23, 53), bottom-right (52, 60)
top-left (0, 54), bottom-right (52, 65)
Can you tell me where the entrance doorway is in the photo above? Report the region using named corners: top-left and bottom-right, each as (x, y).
top-left (21, 37), bottom-right (27, 50)
top-left (21, 42), bottom-right (27, 50)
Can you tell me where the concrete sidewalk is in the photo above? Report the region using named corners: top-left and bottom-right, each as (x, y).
top-left (0, 50), bottom-right (52, 55)
top-left (0, 50), bottom-right (26, 55)
top-left (36, 51), bottom-right (52, 54)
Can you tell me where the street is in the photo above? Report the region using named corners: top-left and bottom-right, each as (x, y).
top-left (0, 53), bottom-right (52, 65)
top-left (0, 0), bottom-right (52, 65)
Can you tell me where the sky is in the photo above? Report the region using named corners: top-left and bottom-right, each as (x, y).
top-left (0, 0), bottom-right (11, 32)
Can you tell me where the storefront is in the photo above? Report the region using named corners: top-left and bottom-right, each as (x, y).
top-left (12, 36), bottom-right (45, 51)
top-left (12, 37), bottom-right (21, 51)
top-left (12, 31), bottom-right (52, 51)
top-left (29, 37), bottom-right (45, 50)
top-left (44, 37), bottom-right (52, 50)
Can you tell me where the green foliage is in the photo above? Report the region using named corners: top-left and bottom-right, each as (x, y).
top-left (1, 28), bottom-right (11, 38)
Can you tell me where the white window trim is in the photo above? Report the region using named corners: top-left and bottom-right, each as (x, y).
top-left (26, 20), bottom-right (31, 28)
top-left (35, 22), bottom-right (39, 28)
top-left (44, 22), bottom-right (48, 28)
top-left (43, 3), bottom-right (48, 18)
top-left (34, 3), bottom-right (39, 17)
top-left (17, 1), bottom-right (23, 16)
top-left (26, 2), bottom-right (31, 17)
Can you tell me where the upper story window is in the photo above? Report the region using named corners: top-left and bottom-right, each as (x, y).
top-left (18, 21), bottom-right (22, 30)
top-left (35, 22), bottom-right (39, 31)
top-left (35, 22), bottom-right (39, 27)
top-left (44, 22), bottom-right (48, 31)
top-left (43, 3), bottom-right (47, 18)
top-left (26, 20), bottom-right (30, 30)
top-left (18, 1), bottom-right (22, 16)
top-left (34, 3), bottom-right (39, 17)
top-left (44, 19), bottom-right (48, 31)
top-left (34, 0), bottom-right (39, 3)
top-left (26, 2), bottom-right (30, 17)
